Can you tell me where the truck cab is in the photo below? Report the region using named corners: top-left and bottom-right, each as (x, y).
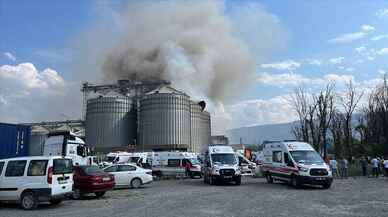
top-left (43, 131), bottom-right (92, 166)
top-left (261, 141), bottom-right (333, 189)
top-left (202, 145), bottom-right (241, 185)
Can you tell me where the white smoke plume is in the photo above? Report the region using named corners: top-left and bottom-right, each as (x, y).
top-left (76, 0), bottom-right (286, 133)
top-left (101, 1), bottom-right (256, 102)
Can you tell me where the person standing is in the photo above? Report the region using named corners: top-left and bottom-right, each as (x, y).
top-left (371, 157), bottom-right (379, 178)
top-left (330, 158), bottom-right (338, 178)
top-left (383, 157), bottom-right (388, 177)
top-left (340, 158), bottom-right (349, 179)
top-left (360, 157), bottom-right (368, 176)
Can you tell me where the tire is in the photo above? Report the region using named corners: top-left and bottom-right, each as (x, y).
top-left (291, 175), bottom-right (301, 189)
top-left (72, 188), bottom-right (82, 200)
top-left (50, 199), bottom-right (62, 205)
top-left (131, 178), bottom-right (142, 189)
top-left (234, 176), bottom-right (241, 186)
top-left (20, 191), bottom-right (38, 210)
top-left (265, 173), bottom-right (273, 184)
top-left (95, 191), bottom-right (106, 198)
top-left (322, 182), bottom-right (332, 189)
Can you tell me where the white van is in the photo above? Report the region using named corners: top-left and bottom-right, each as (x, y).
top-left (0, 156), bottom-right (73, 209)
top-left (202, 145), bottom-right (241, 185)
top-left (103, 152), bottom-right (148, 166)
top-left (261, 141), bottom-right (333, 189)
top-left (150, 152), bottom-right (201, 178)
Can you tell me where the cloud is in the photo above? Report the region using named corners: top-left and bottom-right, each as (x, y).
top-left (328, 25), bottom-right (375, 44)
top-left (376, 9), bottom-right (388, 18)
top-left (305, 58), bottom-right (322, 66)
top-left (329, 57), bottom-right (345, 64)
top-left (378, 69), bottom-right (387, 75)
top-left (2, 52), bottom-right (16, 62)
top-left (377, 48), bottom-right (388, 55)
top-left (371, 34), bottom-right (388, 41)
top-left (256, 72), bottom-right (312, 86)
top-left (260, 60), bottom-right (301, 70)
top-left (355, 46), bottom-right (366, 53)
top-left (256, 72), bottom-right (353, 87)
top-left (224, 95), bottom-right (297, 128)
top-left (0, 62), bottom-right (79, 123)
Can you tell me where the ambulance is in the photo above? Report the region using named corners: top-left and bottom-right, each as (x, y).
top-left (202, 145), bottom-right (241, 185)
top-left (261, 141), bottom-right (333, 189)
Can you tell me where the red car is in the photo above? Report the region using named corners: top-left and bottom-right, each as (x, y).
top-left (72, 165), bottom-right (115, 199)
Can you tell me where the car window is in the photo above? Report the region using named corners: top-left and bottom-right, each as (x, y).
top-left (53, 159), bottom-right (73, 175)
top-left (167, 159), bottom-right (181, 167)
top-left (104, 165), bottom-right (118, 172)
top-left (118, 165), bottom-right (136, 171)
top-left (82, 166), bottom-right (105, 175)
top-left (28, 160), bottom-right (48, 176)
top-left (272, 151), bottom-right (282, 163)
top-left (0, 162), bottom-right (4, 175)
top-left (5, 160), bottom-right (27, 177)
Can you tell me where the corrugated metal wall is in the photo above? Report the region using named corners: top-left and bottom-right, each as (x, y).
top-left (0, 123), bottom-right (30, 159)
top-left (85, 97), bottom-right (137, 151)
top-left (139, 93), bottom-right (191, 150)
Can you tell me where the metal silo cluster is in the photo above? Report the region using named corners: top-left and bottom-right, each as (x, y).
top-left (85, 96), bottom-right (137, 152)
top-left (84, 82), bottom-right (211, 153)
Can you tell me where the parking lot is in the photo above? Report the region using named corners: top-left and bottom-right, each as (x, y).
top-left (1, 177), bottom-right (388, 217)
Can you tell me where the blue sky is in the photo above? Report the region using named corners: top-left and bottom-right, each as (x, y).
top-left (1, 0), bottom-right (388, 131)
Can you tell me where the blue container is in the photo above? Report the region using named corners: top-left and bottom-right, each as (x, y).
top-left (0, 123), bottom-right (31, 159)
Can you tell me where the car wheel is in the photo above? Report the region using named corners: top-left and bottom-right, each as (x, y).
top-left (131, 178), bottom-right (142, 189)
top-left (72, 188), bottom-right (82, 200)
top-left (322, 182), bottom-right (332, 189)
top-left (50, 199), bottom-right (62, 205)
top-left (291, 176), bottom-right (301, 189)
top-left (234, 176), bottom-right (241, 186)
top-left (95, 191), bottom-right (106, 198)
top-left (20, 191), bottom-right (38, 210)
top-left (265, 173), bottom-right (273, 184)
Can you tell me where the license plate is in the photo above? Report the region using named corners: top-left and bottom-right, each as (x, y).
top-left (58, 180), bottom-right (67, 184)
top-left (223, 176), bottom-right (232, 179)
top-left (103, 177), bottom-right (110, 182)
top-left (315, 177), bottom-right (325, 181)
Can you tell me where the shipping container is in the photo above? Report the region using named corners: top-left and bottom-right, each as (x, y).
top-left (0, 123), bottom-right (31, 159)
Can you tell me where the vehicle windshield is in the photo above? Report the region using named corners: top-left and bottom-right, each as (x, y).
top-left (82, 165), bottom-right (105, 175)
top-left (211, 154), bottom-right (237, 165)
top-left (189, 158), bottom-right (200, 165)
top-left (106, 156), bottom-right (116, 163)
top-left (53, 159), bottom-right (73, 175)
top-left (290, 151), bottom-right (324, 165)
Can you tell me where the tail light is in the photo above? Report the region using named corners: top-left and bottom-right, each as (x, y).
top-left (91, 176), bottom-right (103, 183)
top-left (47, 166), bottom-right (53, 184)
top-left (146, 171), bottom-right (153, 175)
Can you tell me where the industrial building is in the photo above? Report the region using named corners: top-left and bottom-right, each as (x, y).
top-left (83, 80), bottom-right (211, 153)
top-left (16, 80), bottom-right (211, 154)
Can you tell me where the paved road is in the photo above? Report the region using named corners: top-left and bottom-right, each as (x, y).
top-left (1, 177), bottom-right (388, 217)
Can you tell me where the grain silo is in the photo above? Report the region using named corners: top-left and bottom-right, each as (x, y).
top-left (85, 96), bottom-right (137, 152)
top-left (138, 87), bottom-right (191, 151)
top-left (200, 111), bottom-right (211, 147)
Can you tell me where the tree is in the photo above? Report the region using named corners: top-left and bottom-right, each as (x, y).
top-left (316, 83), bottom-right (335, 160)
top-left (289, 87), bottom-right (310, 142)
top-left (340, 81), bottom-right (363, 161)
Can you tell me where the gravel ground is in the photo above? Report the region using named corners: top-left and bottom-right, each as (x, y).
top-left (1, 177), bottom-right (388, 217)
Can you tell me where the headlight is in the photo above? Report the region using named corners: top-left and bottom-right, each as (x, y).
top-left (297, 166), bottom-right (309, 172)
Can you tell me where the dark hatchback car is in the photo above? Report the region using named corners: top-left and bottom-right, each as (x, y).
top-left (72, 165), bottom-right (115, 199)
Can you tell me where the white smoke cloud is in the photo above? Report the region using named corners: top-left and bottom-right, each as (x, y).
top-left (75, 0), bottom-right (287, 133)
